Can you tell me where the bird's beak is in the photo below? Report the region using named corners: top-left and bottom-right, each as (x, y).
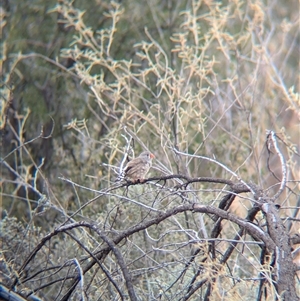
top-left (150, 153), bottom-right (155, 159)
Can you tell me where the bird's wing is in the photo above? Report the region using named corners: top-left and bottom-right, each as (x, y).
top-left (124, 157), bottom-right (143, 175)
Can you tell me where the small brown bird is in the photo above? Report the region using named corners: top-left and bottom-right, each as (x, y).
top-left (124, 151), bottom-right (155, 183)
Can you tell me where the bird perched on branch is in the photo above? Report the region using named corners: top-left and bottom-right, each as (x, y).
top-left (123, 151), bottom-right (155, 183)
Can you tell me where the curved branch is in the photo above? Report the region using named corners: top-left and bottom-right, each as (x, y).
top-left (17, 201), bottom-right (274, 298)
top-left (266, 130), bottom-right (287, 200)
top-left (90, 227), bottom-right (138, 301)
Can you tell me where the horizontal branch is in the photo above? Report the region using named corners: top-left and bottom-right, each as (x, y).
top-left (120, 174), bottom-right (252, 194)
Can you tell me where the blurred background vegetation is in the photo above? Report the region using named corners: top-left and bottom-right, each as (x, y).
top-left (1, 0), bottom-right (299, 300)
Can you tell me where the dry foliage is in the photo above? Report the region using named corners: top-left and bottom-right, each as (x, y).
top-left (1, 0), bottom-right (299, 300)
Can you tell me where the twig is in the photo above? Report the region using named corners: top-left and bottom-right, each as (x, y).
top-left (266, 130), bottom-right (287, 200)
